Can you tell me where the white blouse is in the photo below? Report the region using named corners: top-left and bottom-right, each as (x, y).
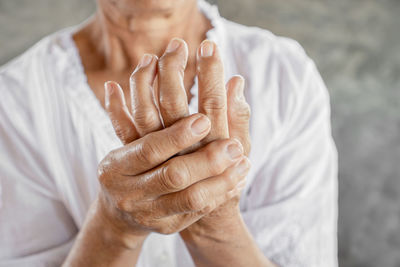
top-left (0, 1), bottom-right (338, 266)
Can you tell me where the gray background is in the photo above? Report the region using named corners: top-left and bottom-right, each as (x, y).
top-left (0, 0), bottom-right (399, 266)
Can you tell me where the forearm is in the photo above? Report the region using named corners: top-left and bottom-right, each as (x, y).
top-left (63, 200), bottom-right (146, 267)
top-left (180, 209), bottom-right (275, 267)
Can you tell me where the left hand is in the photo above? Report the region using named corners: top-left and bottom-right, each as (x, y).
top-left (104, 38), bottom-right (251, 236)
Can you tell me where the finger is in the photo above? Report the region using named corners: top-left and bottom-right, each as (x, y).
top-left (137, 138), bottom-right (244, 198)
top-left (226, 75), bottom-right (251, 156)
top-left (130, 54), bottom-right (163, 136)
top-left (197, 40), bottom-right (229, 143)
top-left (104, 81), bottom-right (139, 144)
top-left (131, 210), bottom-right (203, 235)
top-left (150, 156), bottom-right (251, 217)
top-left (100, 113), bottom-right (211, 176)
top-left (157, 38), bottom-right (190, 127)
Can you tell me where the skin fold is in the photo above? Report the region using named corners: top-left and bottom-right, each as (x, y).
top-left (63, 0), bottom-right (275, 266)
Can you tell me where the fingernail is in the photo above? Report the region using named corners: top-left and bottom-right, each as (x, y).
top-left (200, 41), bottom-right (214, 57)
top-left (191, 115), bottom-right (210, 135)
top-left (138, 54), bottom-right (153, 68)
top-left (104, 81), bottom-right (115, 107)
top-left (166, 38), bottom-right (181, 53)
top-left (227, 141), bottom-right (243, 160)
top-left (236, 158), bottom-right (250, 176)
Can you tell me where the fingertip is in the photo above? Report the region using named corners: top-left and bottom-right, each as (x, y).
top-left (159, 38), bottom-right (189, 72)
top-left (137, 53), bottom-right (154, 69)
top-left (105, 81), bottom-right (126, 109)
top-left (234, 75), bottom-right (245, 88)
top-left (165, 38), bottom-right (188, 55)
top-left (131, 54), bottom-right (158, 78)
top-left (165, 38), bottom-right (180, 53)
top-left (196, 40), bottom-right (223, 75)
top-left (179, 38), bottom-right (189, 56)
top-left (227, 77), bottom-right (245, 104)
top-left (198, 39), bottom-right (216, 58)
top-left (104, 80), bottom-right (115, 93)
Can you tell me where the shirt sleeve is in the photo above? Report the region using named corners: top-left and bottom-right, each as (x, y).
top-left (0, 73), bottom-right (77, 267)
top-left (242, 62), bottom-right (338, 267)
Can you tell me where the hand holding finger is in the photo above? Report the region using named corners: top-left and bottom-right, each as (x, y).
top-left (136, 138), bottom-right (244, 198)
top-left (97, 117), bottom-right (251, 237)
top-left (99, 113), bottom-right (211, 176)
top-left (151, 155), bottom-right (250, 217)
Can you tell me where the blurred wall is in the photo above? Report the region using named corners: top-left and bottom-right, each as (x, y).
top-left (1, 0), bottom-right (399, 266)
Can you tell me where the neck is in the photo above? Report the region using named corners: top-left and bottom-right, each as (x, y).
top-left (76, 0), bottom-right (210, 72)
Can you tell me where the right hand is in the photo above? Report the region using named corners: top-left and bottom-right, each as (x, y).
top-left (96, 112), bottom-right (249, 248)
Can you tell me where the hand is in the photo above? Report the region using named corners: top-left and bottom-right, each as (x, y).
top-left (104, 38), bottom-right (251, 238)
top-left (97, 113), bottom-right (248, 246)
top-left (97, 44), bottom-right (250, 249)
top-left (100, 39), bottom-right (272, 267)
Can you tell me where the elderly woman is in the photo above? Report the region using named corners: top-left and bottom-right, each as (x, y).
top-left (0, 0), bottom-right (337, 266)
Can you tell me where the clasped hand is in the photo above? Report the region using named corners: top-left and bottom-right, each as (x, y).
top-left (97, 38), bottom-right (251, 248)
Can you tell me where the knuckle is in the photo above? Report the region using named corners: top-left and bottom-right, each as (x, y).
top-left (116, 198), bottom-right (131, 212)
top-left (201, 94), bottom-right (227, 113)
top-left (112, 122), bottom-right (134, 144)
top-left (97, 153), bottom-right (116, 187)
top-left (97, 163), bottom-right (108, 187)
top-left (132, 109), bottom-right (159, 129)
top-left (204, 147), bottom-right (217, 163)
top-left (159, 96), bottom-right (187, 115)
top-left (136, 140), bottom-right (159, 166)
top-left (204, 145), bottom-right (227, 175)
top-left (165, 129), bottom-right (187, 151)
top-left (160, 162), bottom-right (187, 191)
top-left (185, 187), bottom-right (207, 211)
top-left (235, 103), bottom-right (251, 120)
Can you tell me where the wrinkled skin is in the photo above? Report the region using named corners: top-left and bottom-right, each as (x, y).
top-left (100, 39), bottom-right (252, 240)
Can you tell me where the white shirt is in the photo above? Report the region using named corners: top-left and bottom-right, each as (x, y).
top-left (0, 1), bottom-right (338, 266)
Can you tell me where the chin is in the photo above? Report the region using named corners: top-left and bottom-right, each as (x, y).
top-left (104, 0), bottom-right (190, 12)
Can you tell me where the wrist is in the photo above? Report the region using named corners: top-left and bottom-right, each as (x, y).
top-left (181, 207), bottom-right (243, 245)
top-left (180, 210), bottom-right (273, 267)
top-left (63, 198), bottom-right (147, 267)
top-left (94, 195), bottom-right (148, 251)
